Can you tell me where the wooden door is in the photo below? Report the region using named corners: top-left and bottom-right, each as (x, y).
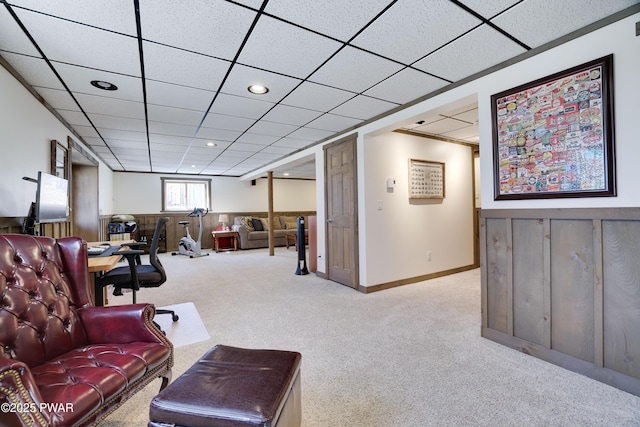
top-left (71, 164), bottom-right (99, 242)
top-left (324, 135), bottom-right (358, 289)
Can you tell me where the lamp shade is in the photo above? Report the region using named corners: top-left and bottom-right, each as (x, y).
top-left (218, 214), bottom-right (229, 224)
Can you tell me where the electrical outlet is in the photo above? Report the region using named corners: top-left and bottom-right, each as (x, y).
top-left (377, 200), bottom-right (383, 210)
top-left (427, 251), bottom-right (432, 261)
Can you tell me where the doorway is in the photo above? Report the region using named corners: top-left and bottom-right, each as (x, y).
top-left (324, 134), bottom-right (358, 289)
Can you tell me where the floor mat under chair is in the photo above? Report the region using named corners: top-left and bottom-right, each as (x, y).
top-left (153, 302), bottom-right (210, 348)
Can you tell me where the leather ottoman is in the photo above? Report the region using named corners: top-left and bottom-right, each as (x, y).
top-left (149, 345), bottom-right (302, 427)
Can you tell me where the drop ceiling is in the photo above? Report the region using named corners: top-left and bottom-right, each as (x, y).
top-left (1, 0), bottom-right (637, 179)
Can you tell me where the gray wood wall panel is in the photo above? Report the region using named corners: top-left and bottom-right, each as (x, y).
top-left (603, 220), bottom-right (640, 379)
top-left (481, 208), bottom-right (640, 397)
top-left (512, 219), bottom-right (546, 346)
top-left (485, 218), bottom-right (509, 334)
top-left (550, 219), bottom-right (594, 363)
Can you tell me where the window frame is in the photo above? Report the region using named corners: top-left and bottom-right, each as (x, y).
top-left (161, 177), bottom-right (211, 212)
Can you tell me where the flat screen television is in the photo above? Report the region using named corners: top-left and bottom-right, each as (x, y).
top-left (35, 171), bottom-right (69, 224)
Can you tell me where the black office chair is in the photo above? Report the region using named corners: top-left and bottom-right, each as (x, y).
top-left (96, 217), bottom-right (178, 322)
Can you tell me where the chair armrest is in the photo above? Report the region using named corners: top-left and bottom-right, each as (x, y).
top-left (0, 359), bottom-right (51, 427)
top-left (78, 304), bottom-right (171, 346)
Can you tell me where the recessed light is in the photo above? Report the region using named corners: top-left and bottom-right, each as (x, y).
top-left (206, 141), bottom-right (217, 147)
top-left (248, 84), bottom-right (269, 94)
top-left (90, 80), bottom-right (118, 91)
top-left (283, 172), bottom-right (290, 176)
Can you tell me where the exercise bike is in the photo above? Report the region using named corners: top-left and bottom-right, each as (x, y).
top-left (172, 207), bottom-right (210, 258)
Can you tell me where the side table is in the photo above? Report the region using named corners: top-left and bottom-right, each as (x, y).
top-left (211, 230), bottom-right (239, 252)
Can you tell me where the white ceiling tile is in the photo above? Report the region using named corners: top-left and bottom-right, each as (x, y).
top-left (457, 0), bottom-right (521, 19)
top-left (310, 46), bottom-right (404, 93)
top-left (261, 105), bottom-right (323, 126)
top-left (232, 0), bottom-right (264, 9)
top-left (140, 0), bottom-right (256, 60)
top-left (56, 110), bottom-right (91, 127)
top-left (443, 123), bottom-right (480, 140)
top-left (53, 62), bottom-right (143, 102)
top-left (208, 93), bottom-right (275, 119)
top-left (0, 10), bottom-right (40, 58)
top-left (146, 80), bottom-right (215, 111)
top-left (226, 143), bottom-right (263, 153)
top-left (143, 42), bottom-right (229, 91)
top-left (273, 138), bottom-right (312, 149)
top-left (287, 127), bottom-right (335, 142)
top-left (196, 127), bottom-right (243, 142)
top-left (148, 121), bottom-right (197, 138)
top-left (364, 67), bottom-right (449, 104)
top-left (330, 95), bottom-right (398, 120)
top-left (147, 105), bottom-right (206, 127)
top-left (14, 8), bottom-right (140, 76)
top-left (281, 82), bottom-right (355, 112)
top-left (33, 87), bottom-right (79, 110)
top-left (1, 53), bottom-right (63, 90)
top-left (74, 93), bottom-right (145, 119)
top-left (352, 0), bottom-right (481, 64)
top-left (416, 117), bottom-right (469, 135)
top-left (8, 0), bottom-right (137, 35)
top-left (217, 151), bottom-right (250, 159)
top-left (236, 133), bottom-right (281, 145)
top-left (151, 150), bottom-right (188, 160)
top-left (261, 145), bottom-right (295, 155)
top-left (104, 139), bottom-right (148, 150)
top-left (99, 128), bottom-right (146, 141)
top-left (89, 114), bottom-right (146, 132)
top-left (222, 64), bottom-right (302, 102)
top-left (201, 113), bottom-right (256, 132)
top-left (238, 15), bottom-right (342, 78)
top-left (0, 8), bottom-right (40, 56)
top-left (413, 25), bottom-right (527, 81)
top-left (150, 140), bottom-right (193, 150)
top-left (265, 0), bottom-right (393, 41)
top-left (491, 0), bottom-right (639, 48)
top-left (306, 114), bottom-right (363, 132)
top-left (73, 126), bottom-right (101, 139)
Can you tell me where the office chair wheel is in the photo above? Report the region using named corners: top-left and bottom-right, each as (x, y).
top-left (172, 313), bottom-right (179, 322)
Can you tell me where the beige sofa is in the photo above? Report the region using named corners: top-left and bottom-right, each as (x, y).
top-left (232, 215), bottom-right (307, 249)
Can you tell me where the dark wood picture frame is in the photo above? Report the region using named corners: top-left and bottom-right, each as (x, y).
top-left (491, 54), bottom-right (615, 200)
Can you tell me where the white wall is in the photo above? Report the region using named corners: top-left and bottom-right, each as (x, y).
top-left (248, 11), bottom-right (639, 287)
top-left (0, 64), bottom-right (112, 218)
top-left (477, 12), bottom-right (640, 210)
top-left (113, 172), bottom-right (316, 214)
top-left (361, 132), bottom-right (474, 286)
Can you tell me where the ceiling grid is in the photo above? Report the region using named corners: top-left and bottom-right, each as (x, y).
top-left (0, 0), bottom-right (637, 178)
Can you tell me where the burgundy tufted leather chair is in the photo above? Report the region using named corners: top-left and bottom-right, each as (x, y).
top-left (0, 235), bottom-right (173, 427)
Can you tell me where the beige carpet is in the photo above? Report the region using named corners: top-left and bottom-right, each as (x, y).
top-left (100, 248), bottom-right (640, 426)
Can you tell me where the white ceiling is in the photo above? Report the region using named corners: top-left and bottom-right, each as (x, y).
top-left (1, 0), bottom-right (637, 179)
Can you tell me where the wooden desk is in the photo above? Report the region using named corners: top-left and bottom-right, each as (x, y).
top-left (87, 240), bottom-right (134, 305)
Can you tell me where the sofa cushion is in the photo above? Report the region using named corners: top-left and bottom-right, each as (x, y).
top-left (241, 216), bottom-right (255, 232)
top-left (280, 216), bottom-right (298, 230)
top-left (247, 231), bottom-right (268, 241)
top-left (251, 218), bottom-right (264, 231)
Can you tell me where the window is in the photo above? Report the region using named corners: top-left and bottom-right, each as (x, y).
top-left (161, 178), bottom-right (211, 212)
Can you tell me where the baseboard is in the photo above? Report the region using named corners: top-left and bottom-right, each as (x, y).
top-left (358, 264), bottom-right (476, 293)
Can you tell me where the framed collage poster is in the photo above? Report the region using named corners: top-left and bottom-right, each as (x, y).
top-left (492, 54), bottom-right (615, 200)
top-left (409, 158), bottom-right (445, 199)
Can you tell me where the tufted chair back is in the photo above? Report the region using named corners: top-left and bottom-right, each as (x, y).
top-left (0, 235), bottom-right (90, 368)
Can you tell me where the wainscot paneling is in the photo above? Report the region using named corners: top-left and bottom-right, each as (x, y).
top-left (480, 208), bottom-right (640, 396)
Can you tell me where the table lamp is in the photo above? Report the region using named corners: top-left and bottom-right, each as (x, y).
top-left (218, 214), bottom-right (229, 231)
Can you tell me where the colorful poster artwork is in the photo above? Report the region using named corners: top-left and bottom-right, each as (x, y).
top-left (494, 65), bottom-right (607, 197)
